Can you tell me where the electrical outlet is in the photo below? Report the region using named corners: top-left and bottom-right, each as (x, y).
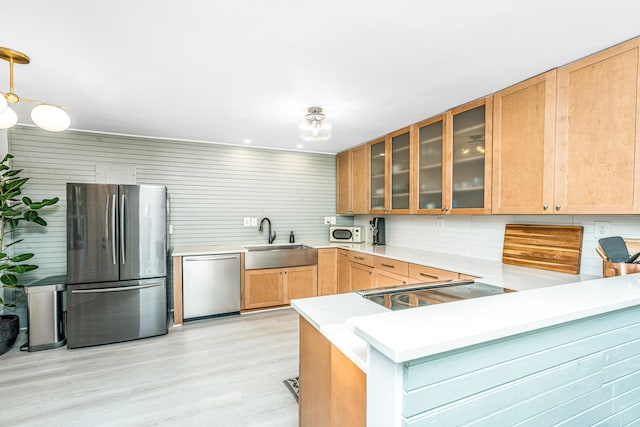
top-left (251, 218), bottom-right (257, 226)
top-left (324, 217), bottom-right (331, 225)
top-left (243, 217), bottom-right (251, 227)
top-left (594, 221), bottom-right (611, 238)
top-left (168, 224), bottom-right (173, 234)
top-left (436, 217), bottom-right (445, 230)
top-left (330, 216), bottom-right (336, 225)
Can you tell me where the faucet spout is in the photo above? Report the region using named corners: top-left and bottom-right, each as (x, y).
top-left (259, 217), bottom-right (276, 244)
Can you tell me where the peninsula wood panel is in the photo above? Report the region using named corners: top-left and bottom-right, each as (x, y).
top-left (502, 224), bottom-right (584, 274)
top-left (555, 37), bottom-right (640, 214)
top-left (492, 71), bottom-right (556, 214)
top-left (337, 249), bottom-right (351, 293)
top-left (299, 317), bottom-right (332, 427)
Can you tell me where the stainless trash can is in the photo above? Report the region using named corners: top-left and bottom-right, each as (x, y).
top-left (25, 275), bottom-right (66, 351)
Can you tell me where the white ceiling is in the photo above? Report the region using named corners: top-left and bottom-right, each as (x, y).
top-left (3, 1), bottom-right (640, 154)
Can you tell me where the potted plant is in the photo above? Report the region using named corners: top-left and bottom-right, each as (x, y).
top-left (0, 153), bottom-right (58, 355)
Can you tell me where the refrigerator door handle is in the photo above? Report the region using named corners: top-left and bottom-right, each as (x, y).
top-left (70, 283), bottom-right (162, 294)
top-left (111, 194), bottom-right (117, 265)
top-left (120, 194), bottom-right (126, 264)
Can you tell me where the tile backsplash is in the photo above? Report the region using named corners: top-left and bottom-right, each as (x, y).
top-left (354, 214), bottom-right (640, 277)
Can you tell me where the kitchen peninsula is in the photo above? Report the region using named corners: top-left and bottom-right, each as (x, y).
top-left (292, 263), bottom-right (640, 426)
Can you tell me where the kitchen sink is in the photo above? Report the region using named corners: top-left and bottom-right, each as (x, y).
top-left (243, 243), bottom-right (318, 270)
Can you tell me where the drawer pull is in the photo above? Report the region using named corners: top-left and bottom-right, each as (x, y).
top-left (355, 256), bottom-right (364, 260)
top-left (419, 272), bottom-right (439, 279)
top-left (381, 263), bottom-right (395, 269)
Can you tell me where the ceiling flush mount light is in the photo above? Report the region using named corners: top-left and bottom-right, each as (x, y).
top-left (0, 47), bottom-right (70, 132)
top-left (299, 106), bottom-right (332, 142)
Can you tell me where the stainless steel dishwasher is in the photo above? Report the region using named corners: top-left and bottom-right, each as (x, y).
top-left (182, 253), bottom-right (241, 321)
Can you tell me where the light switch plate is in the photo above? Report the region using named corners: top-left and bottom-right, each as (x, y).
top-left (436, 217), bottom-right (445, 230)
top-left (251, 218), bottom-right (257, 226)
top-left (330, 216), bottom-right (336, 224)
top-left (243, 217), bottom-right (251, 227)
top-left (594, 221), bottom-right (611, 238)
top-left (324, 217), bottom-right (331, 225)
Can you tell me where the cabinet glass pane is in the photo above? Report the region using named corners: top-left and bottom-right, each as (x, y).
top-left (391, 132), bottom-right (410, 209)
top-left (452, 105), bottom-right (485, 209)
top-left (418, 121), bottom-right (443, 210)
top-left (370, 141), bottom-right (386, 210)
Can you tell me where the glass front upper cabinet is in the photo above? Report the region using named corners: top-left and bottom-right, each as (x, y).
top-left (389, 128), bottom-right (411, 211)
top-left (449, 98), bottom-right (492, 213)
top-left (415, 116), bottom-right (444, 212)
top-left (369, 139), bottom-right (386, 211)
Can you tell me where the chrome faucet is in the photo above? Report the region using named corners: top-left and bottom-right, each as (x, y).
top-left (259, 217), bottom-right (276, 244)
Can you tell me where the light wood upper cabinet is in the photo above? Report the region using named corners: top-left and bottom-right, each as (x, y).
top-left (370, 128), bottom-right (413, 214)
top-left (447, 97), bottom-right (493, 214)
top-left (413, 115), bottom-right (447, 213)
top-left (555, 37), bottom-right (640, 214)
top-left (492, 71), bottom-right (557, 214)
top-left (369, 137), bottom-right (387, 212)
top-left (336, 145), bottom-right (369, 214)
top-left (413, 98), bottom-right (492, 214)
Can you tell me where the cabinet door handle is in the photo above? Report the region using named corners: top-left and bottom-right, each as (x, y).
top-left (555, 204), bottom-right (561, 211)
top-left (419, 272), bottom-right (439, 279)
top-left (355, 256), bottom-right (364, 260)
top-left (381, 263), bottom-right (395, 269)
top-left (543, 204), bottom-right (549, 211)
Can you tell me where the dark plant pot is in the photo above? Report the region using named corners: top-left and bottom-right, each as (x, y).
top-left (0, 314), bottom-right (19, 356)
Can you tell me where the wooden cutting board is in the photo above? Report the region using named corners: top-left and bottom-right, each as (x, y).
top-left (502, 224), bottom-right (584, 274)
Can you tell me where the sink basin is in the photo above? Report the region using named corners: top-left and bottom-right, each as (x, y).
top-left (244, 243), bottom-right (318, 270)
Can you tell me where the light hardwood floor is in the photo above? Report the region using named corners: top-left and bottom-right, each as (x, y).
top-left (1, 308), bottom-right (299, 426)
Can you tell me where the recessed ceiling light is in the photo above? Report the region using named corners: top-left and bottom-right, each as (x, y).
top-left (243, 139), bottom-right (252, 144)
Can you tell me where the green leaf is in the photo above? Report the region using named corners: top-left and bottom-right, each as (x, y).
top-left (27, 202), bottom-right (43, 210)
top-left (0, 165), bottom-right (8, 172)
top-left (9, 218), bottom-right (19, 229)
top-left (24, 211), bottom-right (38, 222)
top-left (5, 239), bottom-right (23, 248)
top-left (1, 153), bottom-right (14, 163)
top-left (9, 264), bottom-right (38, 274)
top-left (9, 253), bottom-right (34, 262)
top-left (21, 196), bottom-right (32, 205)
top-left (3, 209), bottom-right (22, 217)
top-left (42, 197), bottom-right (59, 206)
top-left (0, 297), bottom-right (3, 305)
top-left (1, 273), bottom-right (18, 286)
top-left (2, 169), bottom-right (21, 178)
top-left (0, 264), bottom-right (9, 271)
top-left (33, 217), bottom-right (47, 226)
top-left (4, 177), bottom-right (28, 192)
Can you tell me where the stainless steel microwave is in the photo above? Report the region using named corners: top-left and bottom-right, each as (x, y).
top-left (330, 226), bottom-right (363, 243)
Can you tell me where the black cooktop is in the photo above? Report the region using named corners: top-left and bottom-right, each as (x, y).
top-left (358, 280), bottom-right (510, 311)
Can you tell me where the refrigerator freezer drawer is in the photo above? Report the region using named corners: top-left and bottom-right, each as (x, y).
top-left (67, 278), bottom-right (167, 349)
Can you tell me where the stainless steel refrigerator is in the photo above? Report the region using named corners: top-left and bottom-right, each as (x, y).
top-left (66, 183), bottom-right (168, 349)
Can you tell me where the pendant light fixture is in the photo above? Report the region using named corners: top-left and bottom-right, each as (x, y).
top-left (0, 47), bottom-right (70, 132)
top-left (299, 106), bottom-right (332, 141)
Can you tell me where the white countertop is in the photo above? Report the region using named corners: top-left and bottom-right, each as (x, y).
top-left (172, 242), bottom-right (597, 291)
top-left (349, 273), bottom-right (640, 363)
top-left (291, 294), bottom-right (388, 372)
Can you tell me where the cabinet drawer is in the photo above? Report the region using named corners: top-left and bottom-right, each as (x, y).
top-left (408, 264), bottom-right (458, 282)
top-left (347, 251), bottom-right (374, 267)
top-left (374, 256), bottom-right (409, 276)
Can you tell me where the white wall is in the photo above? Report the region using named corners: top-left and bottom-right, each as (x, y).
top-left (354, 214), bottom-right (640, 277)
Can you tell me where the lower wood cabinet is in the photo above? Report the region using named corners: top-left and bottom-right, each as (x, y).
top-left (349, 261), bottom-right (375, 291)
top-left (318, 248), bottom-right (338, 296)
top-left (374, 269), bottom-right (413, 287)
top-left (337, 249), bottom-right (351, 293)
top-left (299, 317), bottom-right (366, 427)
top-left (243, 265), bottom-right (317, 310)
